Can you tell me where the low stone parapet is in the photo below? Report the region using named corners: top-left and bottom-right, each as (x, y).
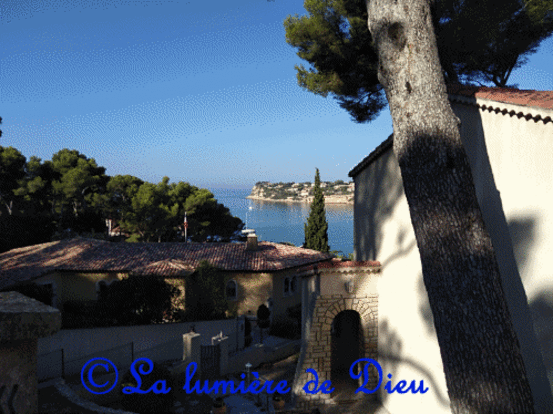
top-left (0, 291), bottom-right (61, 413)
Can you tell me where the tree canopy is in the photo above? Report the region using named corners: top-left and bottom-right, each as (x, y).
top-left (0, 146), bottom-right (244, 252)
top-left (284, 0), bottom-right (553, 123)
top-left (0, 146), bottom-right (27, 215)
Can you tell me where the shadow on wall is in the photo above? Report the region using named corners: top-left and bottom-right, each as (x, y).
top-left (509, 217), bottom-right (553, 402)
top-left (378, 319), bottom-right (450, 409)
top-left (454, 100), bottom-right (553, 411)
top-left (508, 218), bottom-right (535, 280)
top-left (380, 226), bottom-right (417, 270)
top-left (529, 293), bottom-right (553, 394)
top-left (355, 140), bottom-right (405, 262)
top-left (354, 107), bottom-right (553, 410)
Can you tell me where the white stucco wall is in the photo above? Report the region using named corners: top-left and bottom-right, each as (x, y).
top-left (452, 99), bottom-right (553, 412)
top-left (455, 100), bottom-right (553, 297)
top-left (352, 97), bottom-right (553, 413)
top-left (354, 149), bottom-right (451, 414)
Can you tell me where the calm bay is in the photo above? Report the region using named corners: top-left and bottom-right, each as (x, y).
top-left (210, 188), bottom-right (354, 256)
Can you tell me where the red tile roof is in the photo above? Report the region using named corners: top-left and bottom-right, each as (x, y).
top-left (0, 238), bottom-right (333, 290)
top-left (447, 85), bottom-right (553, 124)
top-left (447, 85), bottom-right (553, 110)
top-left (350, 85), bottom-right (552, 177)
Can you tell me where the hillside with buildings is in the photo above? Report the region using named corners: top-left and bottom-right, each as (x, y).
top-left (247, 181), bottom-right (354, 204)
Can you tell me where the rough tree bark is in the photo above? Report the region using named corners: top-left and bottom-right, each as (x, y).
top-left (365, 0), bottom-right (535, 412)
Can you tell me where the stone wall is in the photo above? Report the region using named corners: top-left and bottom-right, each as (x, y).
top-left (293, 293), bottom-right (378, 411)
top-left (39, 317), bottom-right (243, 360)
top-left (0, 291), bottom-right (61, 414)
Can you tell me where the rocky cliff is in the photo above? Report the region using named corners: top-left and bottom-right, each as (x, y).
top-left (247, 181), bottom-right (354, 204)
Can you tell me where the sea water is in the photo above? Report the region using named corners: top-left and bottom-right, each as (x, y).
top-left (210, 188), bottom-right (354, 256)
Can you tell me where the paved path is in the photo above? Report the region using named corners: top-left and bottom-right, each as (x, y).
top-left (251, 327), bottom-right (289, 347)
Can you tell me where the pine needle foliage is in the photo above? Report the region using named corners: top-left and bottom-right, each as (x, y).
top-left (304, 168), bottom-right (330, 253)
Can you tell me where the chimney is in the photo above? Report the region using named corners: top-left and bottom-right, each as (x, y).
top-left (246, 233), bottom-right (258, 251)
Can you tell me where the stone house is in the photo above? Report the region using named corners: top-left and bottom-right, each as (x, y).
top-left (0, 235), bottom-right (333, 323)
top-left (291, 259), bottom-right (381, 411)
top-left (348, 86), bottom-right (553, 414)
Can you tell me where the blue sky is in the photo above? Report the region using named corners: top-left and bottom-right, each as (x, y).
top-left (2, 0), bottom-right (552, 191)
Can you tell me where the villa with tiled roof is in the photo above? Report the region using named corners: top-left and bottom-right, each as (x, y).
top-left (348, 86), bottom-right (553, 414)
top-left (0, 236), bottom-right (333, 321)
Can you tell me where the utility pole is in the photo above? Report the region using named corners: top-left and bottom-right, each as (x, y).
top-left (183, 212), bottom-right (188, 242)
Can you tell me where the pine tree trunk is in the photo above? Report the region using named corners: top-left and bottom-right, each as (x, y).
top-left (365, 0), bottom-right (534, 412)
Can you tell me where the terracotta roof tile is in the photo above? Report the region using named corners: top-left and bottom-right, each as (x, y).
top-left (350, 85), bottom-right (552, 177)
top-left (446, 84), bottom-right (553, 111)
top-left (0, 238), bottom-right (333, 289)
top-left (0, 238), bottom-right (107, 290)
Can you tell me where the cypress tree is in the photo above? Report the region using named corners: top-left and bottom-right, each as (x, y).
top-left (304, 168), bottom-right (330, 253)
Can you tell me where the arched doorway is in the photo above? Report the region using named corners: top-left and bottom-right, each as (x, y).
top-left (330, 310), bottom-right (364, 400)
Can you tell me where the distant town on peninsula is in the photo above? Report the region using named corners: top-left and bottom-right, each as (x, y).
top-left (247, 180), bottom-right (354, 204)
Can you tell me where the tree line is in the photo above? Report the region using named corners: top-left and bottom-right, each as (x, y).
top-left (0, 146), bottom-right (244, 252)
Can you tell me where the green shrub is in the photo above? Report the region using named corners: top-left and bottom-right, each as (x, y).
top-left (257, 304), bottom-right (271, 329)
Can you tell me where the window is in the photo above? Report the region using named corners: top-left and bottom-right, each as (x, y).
top-left (37, 281), bottom-right (57, 308)
top-left (226, 280), bottom-right (237, 300)
top-left (290, 276), bottom-right (297, 294)
top-left (284, 277), bottom-right (290, 296)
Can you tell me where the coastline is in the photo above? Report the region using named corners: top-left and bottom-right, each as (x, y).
top-left (246, 195), bottom-right (353, 205)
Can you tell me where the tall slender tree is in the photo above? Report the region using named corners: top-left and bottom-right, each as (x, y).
top-left (304, 168), bottom-right (330, 253)
top-left (366, 0), bottom-right (534, 412)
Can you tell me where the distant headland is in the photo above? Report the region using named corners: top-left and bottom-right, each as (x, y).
top-left (247, 181), bottom-right (354, 205)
